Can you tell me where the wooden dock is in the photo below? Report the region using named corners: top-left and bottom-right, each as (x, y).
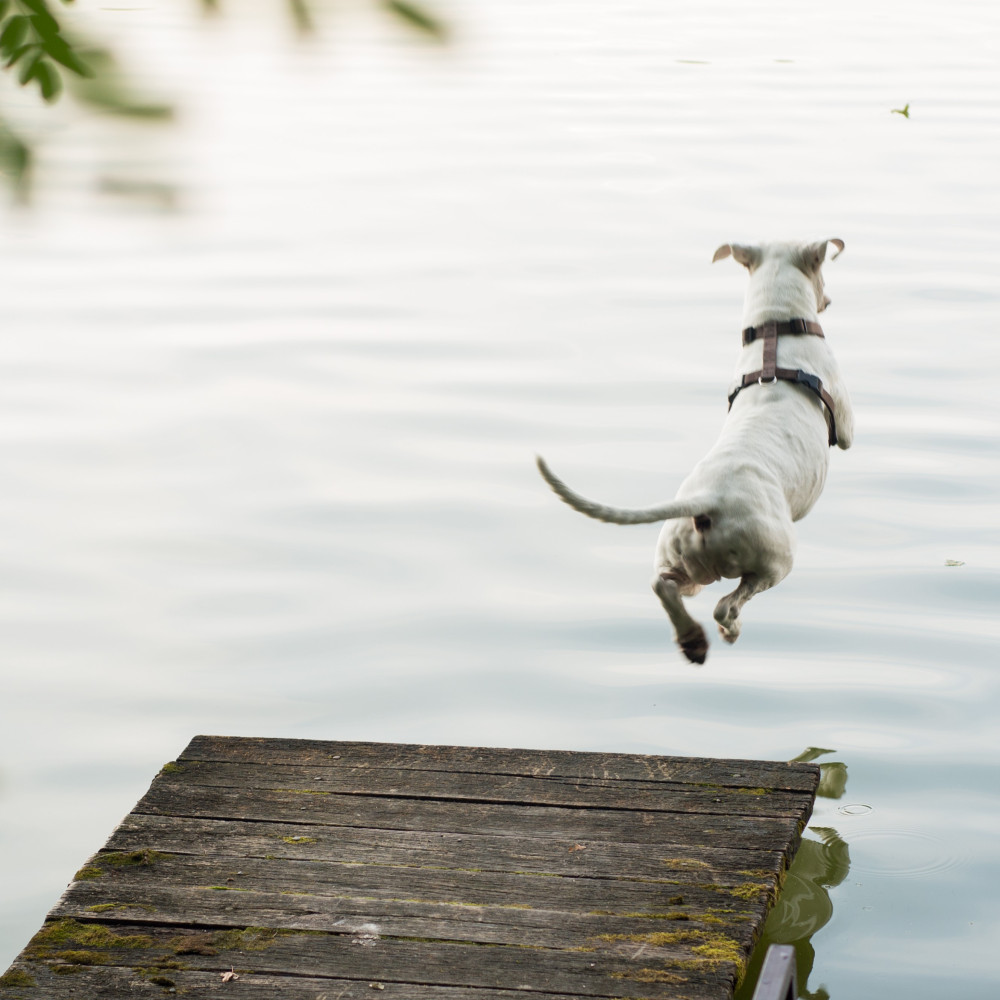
top-left (0, 736), bottom-right (819, 999)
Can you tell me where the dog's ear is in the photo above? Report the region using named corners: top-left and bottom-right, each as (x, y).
top-left (713, 244), bottom-right (760, 269)
top-left (801, 239), bottom-right (845, 271)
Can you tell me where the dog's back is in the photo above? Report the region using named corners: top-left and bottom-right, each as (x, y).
top-left (538, 239), bottom-right (853, 663)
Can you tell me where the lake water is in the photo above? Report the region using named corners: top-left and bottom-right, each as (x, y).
top-left (1, 0), bottom-right (999, 995)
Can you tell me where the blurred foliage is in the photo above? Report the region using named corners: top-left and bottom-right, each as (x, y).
top-left (0, 0), bottom-right (447, 199)
top-left (0, 0), bottom-right (91, 103)
top-left (381, 0), bottom-right (448, 40)
top-left (66, 45), bottom-right (173, 120)
top-left (0, 114), bottom-right (29, 199)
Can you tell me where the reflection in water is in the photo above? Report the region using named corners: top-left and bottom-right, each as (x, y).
top-left (736, 751), bottom-right (852, 1000)
top-left (791, 747), bottom-right (848, 802)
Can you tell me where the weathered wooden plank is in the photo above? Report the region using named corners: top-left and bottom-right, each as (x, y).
top-left (56, 851), bottom-right (775, 917)
top-left (134, 782), bottom-right (804, 853)
top-left (11, 920), bottom-right (737, 999)
top-left (1, 966), bottom-right (727, 1000)
top-left (52, 883), bottom-right (759, 948)
top-left (1, 738), bottom-right (819, 1000)
top-left (101, 813), bottom-right (790, 880)
top-left (157, 758), bottom-right (811, 816)
top-left (180, 736), bottom-right (818, 791)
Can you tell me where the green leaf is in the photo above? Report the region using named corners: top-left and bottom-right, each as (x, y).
top-left (38, 32), bottom-right (91, 75)
top-left (16, 50), bottom-right (39, 83)
top-left (3, 41), bottom-right (34, 68)
top-left (32, 57), bottom-right (61, 101)
top-left (0, 14), bottom-right (30, 56)
top-left (29, 10), bottom-right (62, 44)
top-left (19, 0), bottom-right (54, 15)
top-left (0, 2), bottom-right (11, 21)
top-left (381, 0), bottom-right (447, 41)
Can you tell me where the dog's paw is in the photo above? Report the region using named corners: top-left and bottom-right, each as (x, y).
top-left (718, 623), bottom-right (740, 644)
top-left (713, 603), bottom-right (741, 643)
top-left (678, 626), bottom-right (708, 665)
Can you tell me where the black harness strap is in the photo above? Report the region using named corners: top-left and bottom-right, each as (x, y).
top-left (727, 319), bottom-right (839, 447)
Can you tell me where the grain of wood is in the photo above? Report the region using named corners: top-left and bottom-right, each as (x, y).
top-left (1, 737), bottom-right (819, 1000)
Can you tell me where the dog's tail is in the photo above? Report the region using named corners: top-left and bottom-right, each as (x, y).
top-left (536, 456), bottom-right (710, 525)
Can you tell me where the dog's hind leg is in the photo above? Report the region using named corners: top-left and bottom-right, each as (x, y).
top-left (653, 570), bottom-right (708, 664)
top-left (713, 570), bottom-right (782, 644)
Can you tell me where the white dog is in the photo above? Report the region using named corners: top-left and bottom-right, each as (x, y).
top-left (537, 239), bottom-right (854, 663)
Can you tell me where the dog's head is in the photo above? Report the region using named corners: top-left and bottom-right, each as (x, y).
top-left (712, 239), bottom-right (844, 313)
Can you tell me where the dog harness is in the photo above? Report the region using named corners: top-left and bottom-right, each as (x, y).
top-left (727, 318), bottom-right (839, 447)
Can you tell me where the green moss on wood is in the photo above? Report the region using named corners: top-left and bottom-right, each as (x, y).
top-left (704, 908), bottom-right (751, 923)
top-left (74, 865), bottom-right (104, 881)
top-left (100, 850), bottom-right (170, 868)
top-left (136, 960), bottom-right (189, 972)
top-left (612, 968), bottom-right (689, 984)
top-left (159, 762), bottom-right (185, 775)
top-left (26, 919), bottom-right (154, 964)
top-left (211, 926), bottom-right (295, 952)
top-left (692, 936), bottom-right (748, 979)
top-left (662, 858), bottom-right (711, 870)
top-left (599, 929), bottom-right (705, 946)
top-left (171, 933), bottom-right (218, 956)
top-left (731, 882), bottom-right (772, 902)
top-left (85, 903), bottom-right (156, 914)
top-left (0, 967), bottom-right (36, 988)
top-left (598, 926), bottom-right (747, 978)
top-left (281, 836), bottom-right (318, 844)
top-left (52, 950), bottom-right (111, 966)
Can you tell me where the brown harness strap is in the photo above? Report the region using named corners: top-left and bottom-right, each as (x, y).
top-left (728, 319), bottom-right (839, 447)
top-left (742, 318), bottom-right (824, 346)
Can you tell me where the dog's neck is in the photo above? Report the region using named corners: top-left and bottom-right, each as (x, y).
top-left (741, 261), bottom-right (821, 327)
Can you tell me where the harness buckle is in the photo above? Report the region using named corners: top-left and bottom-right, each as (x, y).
top-left (758, 375), bottom-right (777, 386)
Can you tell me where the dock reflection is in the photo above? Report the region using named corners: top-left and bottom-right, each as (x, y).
top-left (736, 750), bottom-right (851, 1000)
